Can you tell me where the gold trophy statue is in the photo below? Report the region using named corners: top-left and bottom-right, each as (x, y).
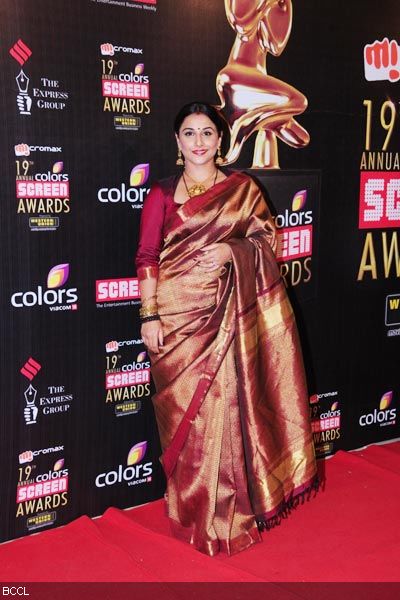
top-left (216, 0), bottom-right (309, 168)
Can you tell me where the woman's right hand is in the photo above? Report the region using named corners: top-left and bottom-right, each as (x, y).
top-left (141, 320), bottom-right (164, 354)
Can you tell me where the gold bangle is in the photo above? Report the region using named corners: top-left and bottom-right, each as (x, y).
top-left (139, 305), bottom-right (158, 318)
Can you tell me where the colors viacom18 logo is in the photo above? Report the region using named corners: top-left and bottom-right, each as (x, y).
top-left (97, 163), bottom-right (150, 207)
top-left (11, 264), bottom-right (78, 310)
top-left (95, 441), bottom-right (152, 488)
top-left (359, 391), bottom-right (397, 427)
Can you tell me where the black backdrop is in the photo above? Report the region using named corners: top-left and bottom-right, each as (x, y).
top-left (1, 0), bottom-right (399, 543)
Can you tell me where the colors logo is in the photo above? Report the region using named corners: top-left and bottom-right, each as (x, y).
top-left (121, 351), bottom-right (150, 372)
top-left (359, 391), bottom-right (397, 427)
top-left (11, 264), bottom-right (78, 310)
top-left (364, 38), bottom-right (400, 83)
top-left (95, 441), bottom-right (152, 487)
top-left (97, 164), bottom-right (150, 207)
top-left (275, 189), bottom-right (313, 261)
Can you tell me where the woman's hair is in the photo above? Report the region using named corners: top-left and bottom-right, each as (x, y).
top-left (174, 101), bottom-right (225, 136)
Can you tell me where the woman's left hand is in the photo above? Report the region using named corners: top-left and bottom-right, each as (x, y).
top-left (197, 242), bottom-right (232, 272)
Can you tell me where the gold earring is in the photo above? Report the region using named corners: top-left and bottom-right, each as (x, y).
top-left (176, 149), bottom-right (184, 166)
top-left (215, 146), bottom-right (223, 165)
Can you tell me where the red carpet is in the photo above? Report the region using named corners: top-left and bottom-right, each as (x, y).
top-left (1, 442), bottom-right (400, 583)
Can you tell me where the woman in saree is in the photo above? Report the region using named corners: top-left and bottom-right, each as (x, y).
top-left (135, 101), bottom-right (318, 557)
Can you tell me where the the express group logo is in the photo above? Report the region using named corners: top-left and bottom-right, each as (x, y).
top-left (9, 39), bottom-right (69, 115)
top-left (16, 448), bottom-right (68, 528)
top-left (95, 441), bottom-right (153, 488)
top-left (105, 341), bottom-right (150, 411)
top-left (310, 391), bottom-right (340, 457)
top-left (364, 38), bottom-right (400, 83)
top-left (274, 189), bottom-right (313, 288)
top-left (15, 146), bottom-right (70, 230)
top-left (386, 294), bottom-right (400, 337)
top-left (9, 39), bottom-right (32, 115)
top-left (11, 264), bottom-right (78, 311)
top-left (359, 391), bottom-right (397, 428)
top-left (20, 358), bottom-right (74, 425)
top-left (97, 163), bottom-right (150, 207)
top-left (20, 358), bottom-right (41, 426)
top-left (100, 41), bottom-right (151, 130)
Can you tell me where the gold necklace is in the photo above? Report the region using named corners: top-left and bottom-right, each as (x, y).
top-left (182, 170), bottom-right (218, 198)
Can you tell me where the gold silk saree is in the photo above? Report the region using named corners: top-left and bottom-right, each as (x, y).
top-left (149, 172), bottom-right (318, 556)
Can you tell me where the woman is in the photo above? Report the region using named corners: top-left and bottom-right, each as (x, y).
top-left (135, 101), bottom-right (318, 557)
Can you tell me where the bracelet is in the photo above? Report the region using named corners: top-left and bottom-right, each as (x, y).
top-left (139, 305), bottom-right (158, 318)
top-left (140, 314), bottom-right (160, 323)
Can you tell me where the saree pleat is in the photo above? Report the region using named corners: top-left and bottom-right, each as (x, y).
top-left (148, 172), bottom-right (318, 556)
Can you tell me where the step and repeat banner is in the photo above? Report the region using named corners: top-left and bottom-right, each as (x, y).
top-left (0, 0), bottom-right (399, 543)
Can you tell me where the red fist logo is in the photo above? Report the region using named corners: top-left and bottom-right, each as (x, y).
top-left (15, 143), bottom-right (30, 156)
top-left (101, 43), bottom-right (114, 56)
top-left (364, 38), bottom-right (400, 83)
top-left (19, 450), bottom-right (33, 464)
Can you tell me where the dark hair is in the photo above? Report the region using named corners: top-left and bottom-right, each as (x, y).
top-left (174, 101), bottom-right (225, 136)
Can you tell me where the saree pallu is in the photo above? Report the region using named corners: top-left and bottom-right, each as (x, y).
top-left (149, 172), bottom-right (318, 556)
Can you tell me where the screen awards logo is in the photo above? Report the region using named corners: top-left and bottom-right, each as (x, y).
top-left (104, 341), bottom-right (151, 414)
top-left (16, 448), bottom-right (68, 527)
top-left (100, 41), bottom-right (151, 130)
top-left (15, 145), bottom-right (70, 230)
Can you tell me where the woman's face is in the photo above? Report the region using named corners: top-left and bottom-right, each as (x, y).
top-left (176, 113), bottom-right (221, 169)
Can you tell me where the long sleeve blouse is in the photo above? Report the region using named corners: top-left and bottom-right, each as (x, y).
top-left (135, 177), bottom-right (179, 280)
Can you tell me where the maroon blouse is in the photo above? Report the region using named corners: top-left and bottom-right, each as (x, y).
top-left (135, 176), bottom-right (179, 280)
